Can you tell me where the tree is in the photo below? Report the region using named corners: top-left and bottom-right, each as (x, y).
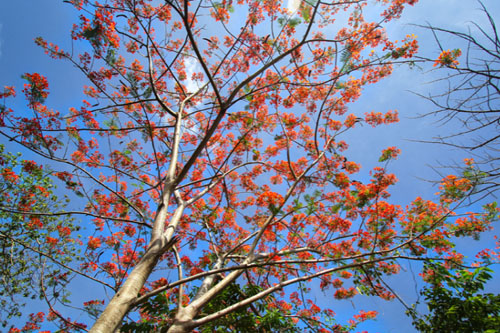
top-left (0, 0), bottom-right (497, 332)
top-left (415, 0), bottom-right (500, 200)
top-left (121, 280), bottom-right (302, 332)
top-left (0, 144), bottom-right (81, 329)
top-left (408, 262), bottom-right (500, 332)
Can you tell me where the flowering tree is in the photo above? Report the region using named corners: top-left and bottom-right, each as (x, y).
top-left (0, 0), bottom-right (497, 332)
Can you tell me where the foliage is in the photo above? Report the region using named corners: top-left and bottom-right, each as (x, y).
top-left (408, 262), bottom-right (500, 333)
top-left (0, 145), bottom-right (81, 329)
top-left (0, 0), bottom-right (497, 332)
top-left (122, 282), bottom-right (301, 332)
top-left (196, 283), bottom-right (298, 333)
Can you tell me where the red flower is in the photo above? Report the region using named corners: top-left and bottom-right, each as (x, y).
top-left (88, 236), bottom-right (101, 250)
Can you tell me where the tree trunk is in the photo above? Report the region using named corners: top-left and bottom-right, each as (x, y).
top-left (89, 237), bottom-right (174, 332)
top-left (166, 323), bottom-right (192, 333)
top-left (165, 268), bottom-right (245, 332)
top-left (166, 307), bottom-right (197, 333)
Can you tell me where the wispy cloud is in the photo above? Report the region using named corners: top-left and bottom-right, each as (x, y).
top-left (287, 0), bottom-right (300, 16)
top-left (180, 57), bottom-right (206, 136)
top-left (184, 57), bottom-right (203, 93)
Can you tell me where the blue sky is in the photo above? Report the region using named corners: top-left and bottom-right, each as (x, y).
top-left (1, 0), bottom-right (499, 332)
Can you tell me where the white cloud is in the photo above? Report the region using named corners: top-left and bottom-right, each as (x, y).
top-left (287, 0), bottom-right (301, 16)
top-left (184, 57), bottom-right (203, 93)
top-left (180, 57), bottom-right (206, 136)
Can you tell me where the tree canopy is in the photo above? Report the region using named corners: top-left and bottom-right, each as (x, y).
top-left (408, 262), bottom-right (500, 333)
top-left (0, 0), bottom-right (498, 332)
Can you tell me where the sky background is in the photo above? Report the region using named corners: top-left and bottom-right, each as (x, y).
top-left (0, 0), bottom-right (499, 331)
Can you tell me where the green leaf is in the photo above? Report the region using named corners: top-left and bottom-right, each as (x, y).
top-left (301, 7), bottom-right (310, 22)
top-left (288, 17), bottom-right (301, 28)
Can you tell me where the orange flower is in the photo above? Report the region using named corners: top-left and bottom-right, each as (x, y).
top-left (434, 49), bottom-right (461, 68)
top-left (88, 236), bottom-right (101, 250)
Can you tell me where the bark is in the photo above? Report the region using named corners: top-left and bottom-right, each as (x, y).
top-left (166, 307), bottom-right (197, 333)
top-left (90, 181), bottom-right (184, 332)
top-left (89, 236), bottom-right (176, 332)
top-left (165, 266), bottom-right (245, 332)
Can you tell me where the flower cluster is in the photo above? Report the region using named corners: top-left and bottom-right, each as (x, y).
top-left (434, 49), bottom-right (461, 68)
